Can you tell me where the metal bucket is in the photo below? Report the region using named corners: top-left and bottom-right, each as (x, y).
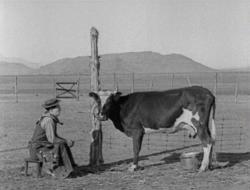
top-left (180, 152), bottom-right (199, 170)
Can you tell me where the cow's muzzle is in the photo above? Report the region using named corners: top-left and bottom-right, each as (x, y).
top-left (95, 114), bottom-right (108, 121)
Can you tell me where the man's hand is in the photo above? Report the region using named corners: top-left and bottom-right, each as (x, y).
top-left (67, 140), bottom-right (75, 148)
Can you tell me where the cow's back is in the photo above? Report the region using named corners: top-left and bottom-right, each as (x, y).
top-left (118, 89), bottom-right (183, 130)
top-left (118, 86), bottom-right (214, 131)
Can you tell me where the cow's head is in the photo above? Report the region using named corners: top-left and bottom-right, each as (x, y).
top-left (89, 90), bottom-right (122, 121)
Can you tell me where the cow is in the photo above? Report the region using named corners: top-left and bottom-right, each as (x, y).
top-left (89, 86), bottom-right (216, 172)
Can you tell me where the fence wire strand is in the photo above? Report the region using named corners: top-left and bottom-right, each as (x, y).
top-left (0, 72), bottom-right (249, 154)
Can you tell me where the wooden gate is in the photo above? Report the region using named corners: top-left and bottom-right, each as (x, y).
top-left (55, 81), bottom-right (80, 100)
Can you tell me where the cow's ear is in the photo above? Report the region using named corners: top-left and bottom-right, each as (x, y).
top-left (113, 92), bottom-right (122, 101)
top-left (89, 92), bottom-right (100, 102)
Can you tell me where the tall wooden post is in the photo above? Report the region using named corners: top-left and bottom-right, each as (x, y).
top-left (89, 27), bottom-right (104, 166)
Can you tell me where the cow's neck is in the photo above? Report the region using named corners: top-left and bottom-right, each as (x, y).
top-left (109, 105), bottom-right (124, 132)
top-left (111, 118), bottom-right (124, 132)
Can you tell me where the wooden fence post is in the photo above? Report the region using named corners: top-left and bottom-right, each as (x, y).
top-left (235, 75), bottom-right (238, 103)
top-left (131, 72), bottom-right (134, 93)
top-left (149, 75), bottom-right (154, 90)
top-left (53, 77), bottom-right (55, 98)
top-left (186, 75), bottom-right (191, 87)
top-left (77, 74), bottom-right (80, 101)
top-left (171, 73), bottom-right (174, 89)
top-left (113, 73), bottom-right (117, 90)
top-left (15, 76), bottom-right (18, 103)
top-left (89, 27), bottom-right (104, 166)
top-left (214, 72), bottom-right (217, 97)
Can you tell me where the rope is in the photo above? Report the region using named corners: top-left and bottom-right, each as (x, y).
top-left (0, 138), bottom-right (89, 153)
top-left (0, 146), bottom-right (28, 153)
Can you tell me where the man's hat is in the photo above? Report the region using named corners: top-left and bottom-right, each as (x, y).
top-left (42, 98), bottom-right (61, 109)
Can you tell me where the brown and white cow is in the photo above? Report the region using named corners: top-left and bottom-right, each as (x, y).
top-left (89, 86), bottom-right (216, 172)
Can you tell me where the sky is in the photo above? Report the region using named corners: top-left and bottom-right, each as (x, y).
top-left (0, 0), bottom-right (249, 69)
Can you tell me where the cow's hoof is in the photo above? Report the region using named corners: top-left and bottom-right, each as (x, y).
top-left (198, 166), bottom-right (208, 173)
top-left (128, 164), bottom-right (138, 172)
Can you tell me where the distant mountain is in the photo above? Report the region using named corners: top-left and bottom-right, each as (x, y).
top-left (36, 52), bottom-right (215, 74)
top-left (0, 55), bottom-right (40, 69)
top-left (0, 61), bottom-right (34, 75)
top-left (220, 66), bottom-right (250, 72)
top-left (37, 56), bottom-right (90, 74)
top-left (0, 52), bottom-right (216, 75)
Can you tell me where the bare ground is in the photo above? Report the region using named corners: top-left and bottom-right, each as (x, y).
top-left (0, 155), bottom-right (250, 190)
top-left (0, 96), bottom-right (250, 190)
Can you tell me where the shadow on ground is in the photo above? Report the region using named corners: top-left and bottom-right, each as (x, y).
top-left (72, 144), bottom-right (199, 177)
top-left (216, 152), bottom-right (250, 167)
top-left (194, 151), bottom-right (250, 170)
top-left (72, 148), bottom-right (250, 178)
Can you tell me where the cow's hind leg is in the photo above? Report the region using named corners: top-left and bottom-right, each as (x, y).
top-left (198, 100), bottom-right (216, 172)
top-left (198, 126), bottom-right (213, 172)
top-left (129, 130), bottom-right (144, 172)
top-left (200, 142), bottom-right (212, 172)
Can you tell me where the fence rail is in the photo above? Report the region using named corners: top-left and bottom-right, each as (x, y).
top-left (0, 72), bottom-right (249, 154)
top-left (0, 71), bottom-right (250, 103)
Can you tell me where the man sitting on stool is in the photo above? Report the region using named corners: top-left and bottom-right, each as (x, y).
top-left (28, 98), bottom-right (77, 178)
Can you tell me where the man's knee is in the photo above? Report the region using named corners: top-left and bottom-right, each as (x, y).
top-left (55, 138), bottom-right (67, 145)
top-left (58, 141), bottom-right (68, 148)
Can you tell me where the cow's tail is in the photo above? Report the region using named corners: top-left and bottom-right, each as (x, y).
top-left (209, 97), bottom-right (217, 165)
top-left (210, 98), bottom-right (216, 144)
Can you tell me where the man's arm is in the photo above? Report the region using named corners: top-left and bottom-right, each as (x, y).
top-left (41, 117), bottom-right (72, 146)
top-left (41, 117), bottom-right (55, 143)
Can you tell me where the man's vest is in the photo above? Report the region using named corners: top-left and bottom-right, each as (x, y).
top-left (31, 114), bottom-right (60, 143)
top-left (29, 114), bottom-right (61, 159)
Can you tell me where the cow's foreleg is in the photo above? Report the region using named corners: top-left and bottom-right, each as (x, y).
top-left (129, 130), bottom-right (144, 172)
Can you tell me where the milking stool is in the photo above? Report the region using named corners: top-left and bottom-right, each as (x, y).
top-left (24, 157), bottom-right (43, 178)
top-left (24, 149), bottom-right (57, 178)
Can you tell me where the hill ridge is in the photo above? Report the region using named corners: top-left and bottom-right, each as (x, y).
top-left (0, 51), bottom-right (215, 75)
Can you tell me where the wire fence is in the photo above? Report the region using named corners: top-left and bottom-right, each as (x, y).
top-left (0, 71), bottom-right (250, 103)
top-left (0, 72), bottom-right (249, 156)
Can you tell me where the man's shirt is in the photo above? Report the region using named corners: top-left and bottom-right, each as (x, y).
top-left (40, 115), bottom-right (56, 143)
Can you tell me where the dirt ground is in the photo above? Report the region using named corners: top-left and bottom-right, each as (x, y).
top-left (0, 153), bottom-right (250, 190)
top-left (0, 96), bottom-right (250, 190)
